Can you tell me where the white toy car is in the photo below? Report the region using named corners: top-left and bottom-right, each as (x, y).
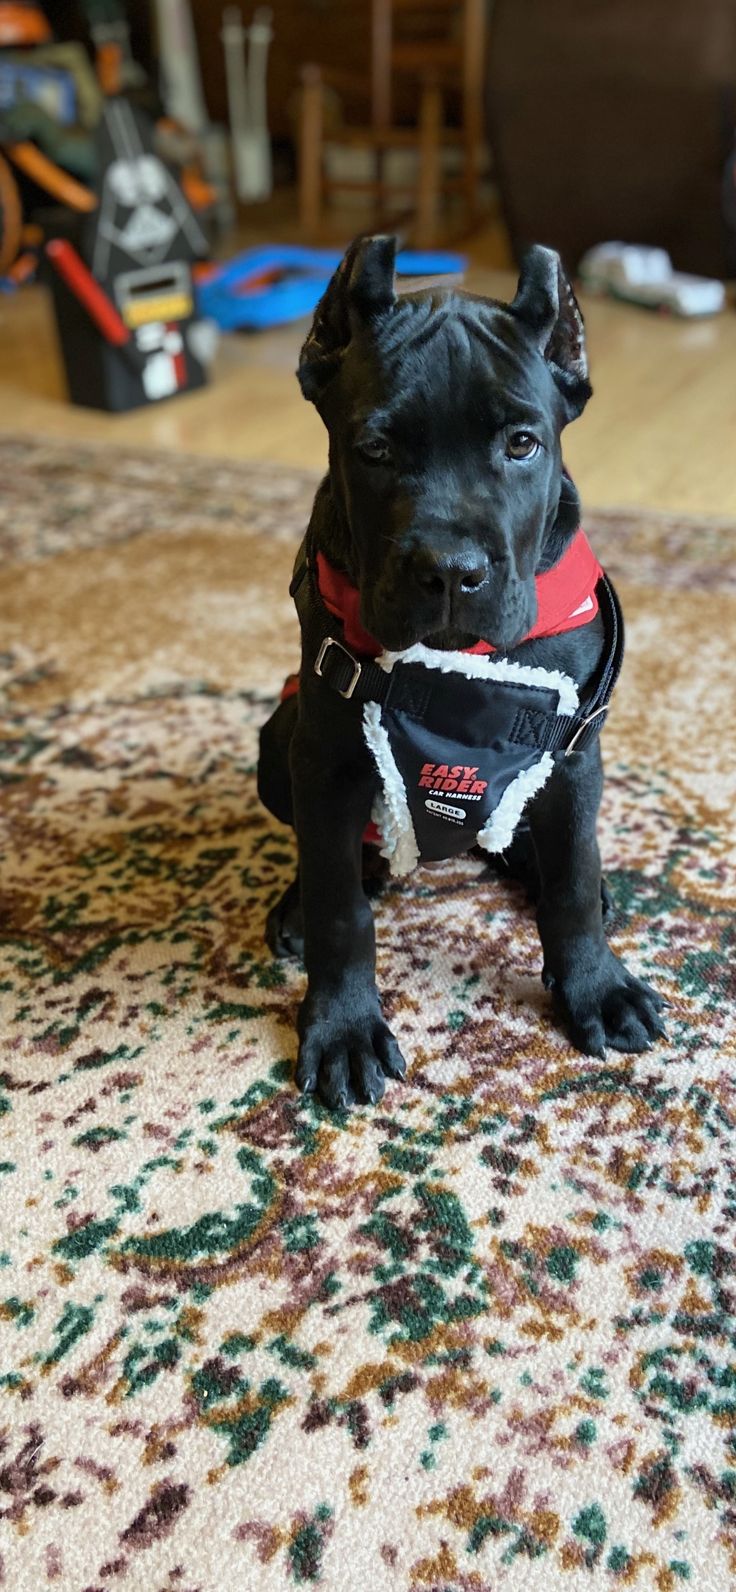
top-left (578, 243), bottom-right (725, 317)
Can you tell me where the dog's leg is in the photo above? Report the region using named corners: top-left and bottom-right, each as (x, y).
top-left (266, 874), bottom-right (304, 960)
top-left (258, 695), bottom-right (297, 827)
top-left (527, 742), bottom-right (665, 1056)
top-left (477, 823), bottom-right (614, 918)
top-left (259, 695), bottom-right (304, 957)
top-left (290, 725), bottom-right (406, 1111)
top-left (267, 843), bottom-right (388, 965)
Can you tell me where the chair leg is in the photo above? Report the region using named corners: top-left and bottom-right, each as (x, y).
top-left (299, 65), bottom-right (324, 240)
top-left (415, 79), bottom-right (442, 248)
top-left (462, 0), bottom-right (486, 227)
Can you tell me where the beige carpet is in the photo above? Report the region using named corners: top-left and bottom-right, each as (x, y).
top-left (1, 435), bottom-right (735, 1591)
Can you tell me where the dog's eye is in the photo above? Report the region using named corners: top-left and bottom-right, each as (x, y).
top-left (357, 437), bottom-right (392, 466)
top-left (506, 431), bottom-right (540, 460)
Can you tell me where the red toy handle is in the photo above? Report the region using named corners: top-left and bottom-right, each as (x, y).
top-left (45, 238), bottom-right (130, 347)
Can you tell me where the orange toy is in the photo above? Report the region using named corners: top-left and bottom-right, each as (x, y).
top-left (0, 2), bottom-right (51, 46)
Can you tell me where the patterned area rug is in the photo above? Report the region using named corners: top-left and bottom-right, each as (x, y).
top-left (1, 435), bottom-right (735, 1592)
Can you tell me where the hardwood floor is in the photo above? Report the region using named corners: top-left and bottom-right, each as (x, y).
top-left (1, 221), bottom-right (735, 517)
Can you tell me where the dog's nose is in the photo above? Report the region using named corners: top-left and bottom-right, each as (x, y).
top-left (413, 548), bottom-right (489, 599)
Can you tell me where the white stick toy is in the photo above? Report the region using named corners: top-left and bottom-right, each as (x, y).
top-left (154, 0), bottom-right (208, 135)
top-left (222, 5), bottom-right (273, 202)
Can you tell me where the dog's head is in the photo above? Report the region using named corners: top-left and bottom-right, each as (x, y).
top-left (298, 235), bottom-right (591, 652)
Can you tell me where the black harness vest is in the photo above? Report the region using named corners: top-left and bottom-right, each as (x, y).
top-left (290, 536), bottom-right (624, 876)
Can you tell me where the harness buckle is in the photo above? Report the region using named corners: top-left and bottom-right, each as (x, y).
top-left (564, 704), bottom-right (608, 756)
top-left (314, 636), bottom-right (363, 700)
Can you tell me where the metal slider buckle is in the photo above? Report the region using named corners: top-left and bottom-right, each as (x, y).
top-left (314, 636), bottom-right (362, 700)
top-left (565, 704), bottom-right (608, 756)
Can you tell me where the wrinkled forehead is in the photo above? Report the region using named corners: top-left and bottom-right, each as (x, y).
top-left (343, 292), bottom-right (555, 433)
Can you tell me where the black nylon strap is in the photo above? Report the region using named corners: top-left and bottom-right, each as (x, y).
top-left (291, 545), bottom-right (426, 709)
top-left (501, 575), bottom-right (624, 757)
top-left (291, 540), bottom-right (624, 759)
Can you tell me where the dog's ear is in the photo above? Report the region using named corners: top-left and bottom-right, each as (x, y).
top-left (510, 245), bottom-right (591, 416)
top-left (298, 234), bottom-right (397, 402)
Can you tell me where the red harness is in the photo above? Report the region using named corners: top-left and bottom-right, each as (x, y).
top-left (283, 530), bottom-right (602, 700)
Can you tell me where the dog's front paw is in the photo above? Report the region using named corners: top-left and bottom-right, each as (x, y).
top-left (545, 946), bottom-right (666, 1058)
top-left (296, 988), bottom-right (406, 1111)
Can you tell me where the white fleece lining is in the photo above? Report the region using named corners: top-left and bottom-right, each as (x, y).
top-left (476, 752), bottom-right (555, 855)
top-left (362, 701), bottom-right (419, 876)
top-left (377, 642), bottom-right (580, 717)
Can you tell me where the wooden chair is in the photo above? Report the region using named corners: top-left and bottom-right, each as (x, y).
top-left (298, 0), bottom-right (487, 247)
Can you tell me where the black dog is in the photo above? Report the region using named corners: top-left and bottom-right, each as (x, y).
top-left (258, 235), bottom-right (664, 1111)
